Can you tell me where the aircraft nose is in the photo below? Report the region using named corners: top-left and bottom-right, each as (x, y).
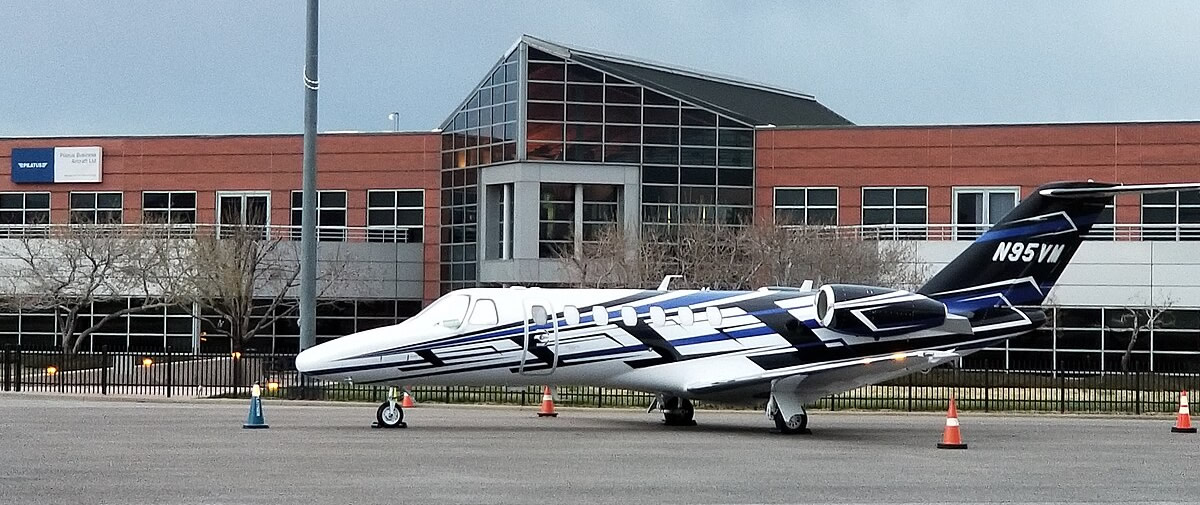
top-left (295, 345), bottom-right (328, 375)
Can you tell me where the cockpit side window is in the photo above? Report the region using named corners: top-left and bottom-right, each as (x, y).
top-left (415, 294), bottom-right (471, 330)
top-left (469, 298), bottom-right (499, 326)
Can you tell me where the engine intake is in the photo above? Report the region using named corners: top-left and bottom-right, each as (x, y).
top-left (814, 284), bottom-right (947, 337)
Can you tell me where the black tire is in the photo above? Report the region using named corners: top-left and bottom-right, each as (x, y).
top-left (376, 401), bottom-right (405, 428)
top-left (772, 410), bottom-right (809, 435)
top-left (663, 397), bottom-right (696, 426)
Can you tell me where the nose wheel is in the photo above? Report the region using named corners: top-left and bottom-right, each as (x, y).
top-left (372, 387), bottom-right (408, 429)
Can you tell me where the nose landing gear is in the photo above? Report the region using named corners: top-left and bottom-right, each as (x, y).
top-left (372, 386), bottom-right (408, 429)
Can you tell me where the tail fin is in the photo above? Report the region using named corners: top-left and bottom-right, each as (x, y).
top-left (918, 181), bottom-right (1200, 314)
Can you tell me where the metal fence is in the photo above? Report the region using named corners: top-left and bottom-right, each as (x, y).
top-left (3, 347), bottom-right (1198, 414)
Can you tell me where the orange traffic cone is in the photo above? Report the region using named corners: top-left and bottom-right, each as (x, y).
top-left (401, 388), bottom-right (416, 408)
top-left (537, 385), bottom-right (558, 417)
top-left (1172, 390), bottom-right (1196, 433)
top-left (937, 395), bottom-right (968, 449)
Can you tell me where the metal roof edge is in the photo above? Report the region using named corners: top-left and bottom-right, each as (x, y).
top-left (521, 34), bottom-right (818, 102)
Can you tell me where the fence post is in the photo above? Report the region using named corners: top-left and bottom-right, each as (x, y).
top-left (1059, 373), bottom-right (1067, 413)
top-left (597, 387), bottom-right (604, 408)
top-left (101, 346), bottom-right (109, 396)
top-left (984, 367), bottom-right (991, 413)
top-left (58, 347), bottom-right (65, 394)
top-left (1135, 371), bottom-right (1142, 415)
top-left (444, 385), bottom-right (451, 404)
top-left (906, 372), bottom-right (913, 412)
top-left (14, 346), bottom-right (21, 392)
top-left (166, 346), bottom-right (173, 399)
top-left (2, 345), bottom-right (9, 392)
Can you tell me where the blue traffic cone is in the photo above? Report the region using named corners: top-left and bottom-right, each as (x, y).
top-left (243, 383), bottom-right (269, 429)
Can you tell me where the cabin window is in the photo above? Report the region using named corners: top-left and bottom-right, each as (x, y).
top-left (468, 299), bottom-right (499, 326)
top-left (592, 306), bottom-right (609, 325)
top-left (649, 306), bottom-right (666, 326)
top-left (531, 306), bottom-right (550, 326)
top-left (705, 306), bottom-right (723, 326)
top-left (620, 306), bottom-right (638, 326)
top-left (677, 308), bottom-right (694, 326)
top-left (563, 305), bottom-right (580, 326)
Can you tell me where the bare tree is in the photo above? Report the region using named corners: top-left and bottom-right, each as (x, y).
top-left (0, 225), bottom-right (177, 352)
top-left (559, 222), bottom-right (926, 291)
top-left (1106, 299), bottom-right (1175, 372)
top-left (172, 224), bottom-right (347, 350)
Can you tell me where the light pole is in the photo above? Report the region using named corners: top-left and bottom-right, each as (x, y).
top-left (388, 111), bottom-right (400, 132)
top-left (299, 0), bottom-right (318, 355)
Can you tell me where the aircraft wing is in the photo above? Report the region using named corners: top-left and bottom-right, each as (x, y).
top-left (686, 349), bottom-right (962, 403)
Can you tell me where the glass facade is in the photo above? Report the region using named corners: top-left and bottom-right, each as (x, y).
top-left (440, 49), bottom-right (520, 292)
top-left (522, 46), bottom-right (754, 238)
top-left (0, 298), bottom-right (424, 353)
top-left (438, 42), bottom-right (757, 291)
top-left (961, 306), bottom-right (1200, 372)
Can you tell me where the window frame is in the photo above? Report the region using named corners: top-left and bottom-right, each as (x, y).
top-left (951, 186), bottom-right (1021, 240)
top-left (773, 186), bottom-right (839, 226)
top-left (68, 191), bottom-right (123, 225)
top-left (291, 189), bottom-right (348, 241)
top-left (860, 186), bottom-right (928, 239)
top-left (367, 189), bottom-right (424, 243)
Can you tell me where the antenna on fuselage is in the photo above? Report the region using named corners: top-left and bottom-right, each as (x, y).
top-left (658, 275), bottom-right (685, 291)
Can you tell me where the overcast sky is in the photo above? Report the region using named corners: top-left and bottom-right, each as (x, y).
top-left (3, 1), bottom-right (1199, 136)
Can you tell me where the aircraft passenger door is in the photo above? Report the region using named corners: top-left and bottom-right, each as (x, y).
top-left (519, 300), bottom-right (559, 376)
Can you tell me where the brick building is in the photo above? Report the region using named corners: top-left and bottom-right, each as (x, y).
top-left (3, 35), bottom-right (1198, 371)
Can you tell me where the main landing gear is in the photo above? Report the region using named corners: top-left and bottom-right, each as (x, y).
top-left (768, 379), bottom-right (811, 435)
top-left (372, 387), bottom-right (407, 429)
top-left (652, 395), bottom-right (697, 426)
top-left (769, 403), bottom-right (809, 435)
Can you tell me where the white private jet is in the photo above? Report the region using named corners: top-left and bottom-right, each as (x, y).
top-left (296, 181), bottom-right (1200, 433)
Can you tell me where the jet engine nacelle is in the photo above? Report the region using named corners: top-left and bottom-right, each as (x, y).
top-left (814, 284), bottom-right (948, 337)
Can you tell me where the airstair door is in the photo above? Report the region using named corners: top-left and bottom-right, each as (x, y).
top-left (519, 300), bottom-right (559, 376)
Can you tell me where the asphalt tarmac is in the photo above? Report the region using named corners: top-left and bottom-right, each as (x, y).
top-left (1, 394), bottom-right (1196, 505)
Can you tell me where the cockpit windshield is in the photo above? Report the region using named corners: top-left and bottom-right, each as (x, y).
top-left (407, 294), bottom-right (471, 330)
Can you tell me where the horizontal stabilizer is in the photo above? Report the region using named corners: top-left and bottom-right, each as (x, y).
top-left (1039, 182), bottom-right (1200, 198)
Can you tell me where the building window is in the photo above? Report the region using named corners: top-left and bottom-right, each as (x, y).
top-left (1083, 197), bottom-right (1116, 241)
top-left (539, 183), bottom-right (574, 258)
top-left (774, 187), bottom-right (838, 226)
top-left (217, 192), bottom-right (269, 239)
top-left (69, 192), bottom-right (123, 224)
top-left (861, 187), bottom-right (927, 239)
top-left (291, 190), bottom-right (347, 241)
top-left (1141, 190), bottom-right (1200, 241)
top-left (366, 190), bottom-right (424, 243)
top-left (538, 183), bottom-right (622, 258)
top-left (582, 184), bottom-right (621, 248)
top-left (142, 191), bottom-right (197, 226)
top-left (953, 187), bottom-right (1019, 240)
top-left (0, 192), bottom-right (50, 237)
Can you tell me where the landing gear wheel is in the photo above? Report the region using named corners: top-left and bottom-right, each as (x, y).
top-left (662, 397), bottom-right (697, 426)
top-left (373, 401), bottom-right (407, 429)
top-left (771, 409), bottom-right (810, 435)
